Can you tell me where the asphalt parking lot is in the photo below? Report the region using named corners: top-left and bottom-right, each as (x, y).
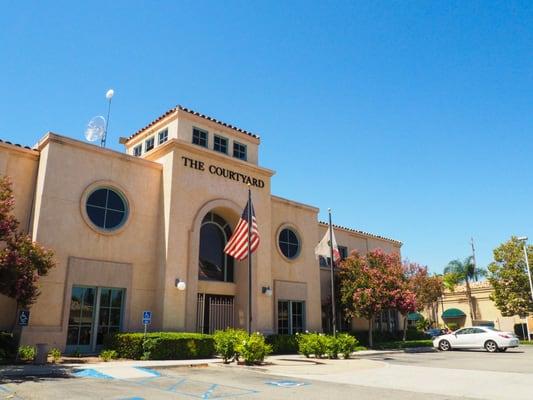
top-left (366, 345), bottom-right (533, 373)
top-left (0, 346), bottom-right (532, 400)
top-left (0, 364), bottom-right (475, 400)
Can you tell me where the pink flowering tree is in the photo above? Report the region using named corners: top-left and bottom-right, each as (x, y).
top-left (0, 176), bottom-right (54, 328)
top-left (339, 249), bottom-right (409, 347)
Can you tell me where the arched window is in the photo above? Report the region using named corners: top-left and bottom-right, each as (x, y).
top-left (199, 212), bottom-right (234, 282)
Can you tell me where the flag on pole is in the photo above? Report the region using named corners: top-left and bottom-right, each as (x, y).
top-left (314, 226), bottom-right (341, 263)
top-left (224, 198), bottom-right (260, 261)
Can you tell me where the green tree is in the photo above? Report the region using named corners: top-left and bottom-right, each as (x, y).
top-left (0, 176), bottom-right (55, 326)
top-left (487, 237), bottom-right (533, 316)
top-left (443, 256), bottom-right (485, 322)
top-left (403, 262), bottom-right (443, 339)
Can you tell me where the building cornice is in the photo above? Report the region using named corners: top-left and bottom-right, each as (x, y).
top-left (125, 105), bottom-right (261, 146)
top-left (271, 195), bottom-right (319, 213)
top-left (36, 133), bottom-right (163, 170)
top-left (0, 139), bottom-right (39, 159)
top-left (319, 221), bottom-right (402, 246)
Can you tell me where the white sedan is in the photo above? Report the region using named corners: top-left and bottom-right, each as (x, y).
top-left (433, 326), bottom-right (519, 353)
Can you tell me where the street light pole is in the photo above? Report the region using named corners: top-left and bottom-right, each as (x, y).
top-left (517, 236), bottom-right (532, 341)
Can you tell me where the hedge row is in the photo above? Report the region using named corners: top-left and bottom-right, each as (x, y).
top-left (265, 334), bottom-right (299, 354)
top-left (104, 332), bottom-right (215, 360)
top-left (0, 332), bottom-right (16, 361)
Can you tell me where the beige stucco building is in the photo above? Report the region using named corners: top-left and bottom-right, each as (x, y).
top-left (0, 105), bottom-right (401, 352)
top-left (423, 281), bottom-right (532, 337)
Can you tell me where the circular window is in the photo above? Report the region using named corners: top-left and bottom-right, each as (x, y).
top-left (278, 228), bottom-right (300, 259)
top-left (85, 187), bottom-right (128, 231)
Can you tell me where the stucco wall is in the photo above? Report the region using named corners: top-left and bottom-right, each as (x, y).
top-left (21, 135), bottom-right (163, 349)
top-left (270, 196), bottom-right (322, 333)
top-left (148, 139), bottom-right (273, 333)
top-left (429, 285), bottom-right (524, 333)
top-left (0, 144), bottom-right (39, 330)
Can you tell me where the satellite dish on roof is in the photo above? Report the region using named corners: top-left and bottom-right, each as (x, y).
top-left (85, 116), bottom-right (106, 142)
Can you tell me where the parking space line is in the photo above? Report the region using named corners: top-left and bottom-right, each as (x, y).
top-left (166, 378), bottom-right (187, 392)
top-left (202, 383), bottom-right (218, 399)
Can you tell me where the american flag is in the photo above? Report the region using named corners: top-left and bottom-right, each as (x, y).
top-left (224, 198), bottom-right (260, 261)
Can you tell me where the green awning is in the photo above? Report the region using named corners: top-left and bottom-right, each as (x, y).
top-left (442, 308), bottom-right (466, 318)
top-left (407, 312), bottom-right (423, 321)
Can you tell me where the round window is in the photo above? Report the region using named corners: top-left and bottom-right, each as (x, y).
top-left (85, 187), bottom-right (128, 231)
top-left (278, 228), bottom-right (300, 259)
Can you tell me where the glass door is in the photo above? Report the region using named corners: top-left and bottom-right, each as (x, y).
top-left (96, 288), bottom-right (124, 350)
top-left (66, 286), bottom-right (125, 353)
top-left (67, 286), bottom-right (96, 353)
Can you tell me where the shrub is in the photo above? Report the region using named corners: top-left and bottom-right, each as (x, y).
top-left (446, 322), bottom-right (459, 331)
top-left (48, 348), bottom-right (62, 363)
top-left (0, 332), bottom-right (16, 361)
top-left (297, 333), bottom-right (328, 358)
top-left (213, 329), bottom-right (247, 363)
top-left (237, 332), bottom-right (272, 365)
top-left (238, 332), bottom-right (272, 365)
top-left (100, 350), bottom-right (118, 362)
top-left (406, 327), bottom-right (429, 340)
top-left (105, 332), bottom-right (215, 360)
top-left (18, 345), bottom-right (36, 362)
top-left (103, 333), bottom-right (144, 359)
top-left (265, 335), bottom-right (298, 354)
top-left (336, 333), bottom-right (358, 359)
top-left (142, 333), bottom-right (215, 360)
top-left (325, 335), bottom-right (339, 359)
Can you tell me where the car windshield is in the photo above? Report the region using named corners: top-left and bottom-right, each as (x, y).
top-left (482, 327), bottom-right (500, 331)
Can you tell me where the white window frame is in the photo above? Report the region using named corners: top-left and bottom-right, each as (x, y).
top-left (145, 136), bottom-right (155, 152)
top-left (158, 129), bottom-right (168, 145)
top-left (133, 144), bottom-right (142, 157)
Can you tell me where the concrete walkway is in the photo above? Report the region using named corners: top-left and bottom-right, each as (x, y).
top-left (256, 356), bottom-right (533, 400)
top-left (0, 358), bottom-right (219, 379)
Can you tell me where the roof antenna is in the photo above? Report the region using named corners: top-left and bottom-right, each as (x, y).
top-left (102, 89), bottom-right (114, 147)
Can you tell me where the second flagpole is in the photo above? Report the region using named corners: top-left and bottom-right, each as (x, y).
top-left (328, 208), bottom-right (337, 336)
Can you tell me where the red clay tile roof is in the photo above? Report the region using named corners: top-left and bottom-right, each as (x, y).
top-left (127, 105), bottom-right (260, 141)
top-left (319, 221), bottom-right (402, 245)
top-left (0, 138), bottom-right (34, 151)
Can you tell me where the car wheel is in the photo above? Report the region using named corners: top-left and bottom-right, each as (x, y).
top-left (485, 340), bottom-right (498, 353)
top-left (439, 340), bottom-right (451, 351)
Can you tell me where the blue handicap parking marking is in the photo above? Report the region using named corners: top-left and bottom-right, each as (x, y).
top-left (0, 385), bottom-right (10, 392)
top-left (72, 368), bottom-right (114, 379)
top-left (124, 372), bottom-right (258, 399)
top-left (266, 380), bottom-right (309, 388)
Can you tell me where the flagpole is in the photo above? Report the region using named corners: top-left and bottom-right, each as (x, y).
top-left (247, 185), bottom-right (253, 335)
top-left (328, 208), bottom-right (337, 336)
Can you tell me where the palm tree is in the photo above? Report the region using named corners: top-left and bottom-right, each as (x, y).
top-left (443, 256), bottom-right (486, 322)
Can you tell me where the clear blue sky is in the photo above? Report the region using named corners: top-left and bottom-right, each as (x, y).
top-left (1, 1), bottom-right (531, 274)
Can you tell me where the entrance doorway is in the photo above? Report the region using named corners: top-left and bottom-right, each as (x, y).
top-left (66, 286), bottom-right (125, 353)
top-left (196, 294), bottom-right (234, 334)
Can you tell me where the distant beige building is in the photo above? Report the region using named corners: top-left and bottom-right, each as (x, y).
top-left (0, 105), bottom-right (402, 352)
top-left (424, 281), bottom-right (532, 337)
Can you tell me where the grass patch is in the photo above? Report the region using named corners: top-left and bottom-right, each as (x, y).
top-left (520, 340), bottom-right (533, 345)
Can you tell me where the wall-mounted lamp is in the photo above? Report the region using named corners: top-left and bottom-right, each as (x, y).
top-left (261, 286), bottom-right (273, 297)
top-left (175, 279), bottom-right (186, 291)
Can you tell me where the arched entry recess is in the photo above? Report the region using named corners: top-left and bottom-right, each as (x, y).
top-left (185, 199), bottom-right (244, 332)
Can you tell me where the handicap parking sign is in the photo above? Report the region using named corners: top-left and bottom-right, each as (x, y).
top-left (142, 310), bottom-right (152, 325)
top-left (18, 310), bottom-right (30, 326)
